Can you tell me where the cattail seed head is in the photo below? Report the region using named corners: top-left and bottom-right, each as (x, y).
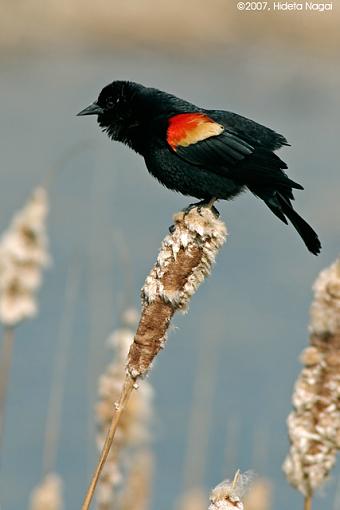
top-left (29, 473), bottom-right (64, 510)
top-left (0, 187), bottom-right (49, 326)
top-left (209, 471), bottom-right (254, 510)
top-left (128, 207), bottom-right (227, 378)
top-left (283, 258), bottom-right (340, 497)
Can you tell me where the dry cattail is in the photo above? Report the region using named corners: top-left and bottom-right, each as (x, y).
top-left (176, 487), bottom-right (207, 510)
top-left (127, 207), bottom-right (226, 378)
top-left (0, 186), bottom-right (49, 326)
top-left (243, 478), bottom-right (272, 510)
top-left (95, 314), bottom-right (153, 509)
top-left (118, 449), bottom-right (153, 510)
top-left (0, 187), bottom-right (49, 452)
top-left (29, 472), bottom-right (64, 510)
top-left (209, 471), bottom-right (254, 510)
top-left (82, 207), bottom-right (227, 510)
top-left (283, 258), bottom-right (340, 502)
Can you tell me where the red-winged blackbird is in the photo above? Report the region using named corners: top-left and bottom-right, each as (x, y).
top-left (78, 81), bottom-right (321, 255)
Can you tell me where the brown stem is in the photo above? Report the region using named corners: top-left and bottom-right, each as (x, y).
top-left (0, 326), bottom-right (15, 454)
top-left (304, 496), bottom-right (312, 510)
top-left (81, 375), bottom-right (136, 510)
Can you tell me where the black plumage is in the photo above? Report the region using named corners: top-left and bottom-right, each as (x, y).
top-left (77, 80), bottom-right (321, 255)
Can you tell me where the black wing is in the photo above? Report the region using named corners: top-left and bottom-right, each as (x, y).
top-left (167, 113), bottom-right (302, 191)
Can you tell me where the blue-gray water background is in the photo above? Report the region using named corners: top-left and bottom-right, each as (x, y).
top-left (1, 44), bottom-right (339, 510)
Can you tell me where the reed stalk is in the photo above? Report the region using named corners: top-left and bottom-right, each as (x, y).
top-left (304, 496), bottom-right (312, 510)
top-left (95, 313), bottom-right (153, 509)
top-left (82, 206), bottom-right (227, 509)
top-left (83, 376), bottom-right (135, 510)
top-left (0, 326), bottom-right (14, 454)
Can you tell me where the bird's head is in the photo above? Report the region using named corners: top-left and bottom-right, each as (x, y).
top-left (77, 81), bottom-right (144, 142)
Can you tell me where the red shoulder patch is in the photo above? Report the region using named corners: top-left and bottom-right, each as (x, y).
top-left (167, 113), bottom-right (224, 151)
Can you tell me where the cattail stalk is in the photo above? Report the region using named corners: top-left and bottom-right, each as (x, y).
top-left (0, 326), bottom-right (14, 451)
top-left (304, 497), bottom-right (312, 510)
top-left (95, 314), bottom-right (152, 509)
top-left (283, 258), bottom-right (340, 506)
top-left (82, 207), bottom-right (227, 509)
top-left (83, 377), bottom-right (135, 510)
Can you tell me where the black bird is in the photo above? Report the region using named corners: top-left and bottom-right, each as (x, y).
top-left (78, 81), bottom-right (321, 255)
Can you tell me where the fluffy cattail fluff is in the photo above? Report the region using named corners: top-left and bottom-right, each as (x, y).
top-left (29, 473), bottom-right (64, 510)
top-left (95, 313), bottom-right (153, 509)
top-left (209, 471), bottom-right (254, 510)
top-left (283, 258), bottom-right (340, 498)
top-left (176, 487), bottom-right (207, 510)
top-left (243, 479), bottom-right (272, 510)
top-left (0, 187), bottom-right (49, 326)
top-left (128, 207), bottom-right (227, 378)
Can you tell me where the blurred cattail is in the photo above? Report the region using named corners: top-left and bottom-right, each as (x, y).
top-left (0, 186), bottom-right (49, 326)
top-left (209, 471), bottom-right (254, 510)
top-left (82, 207), bottom-right (227, 509)
top-left (29, 264), bottom-right (78, 510)
top-left (29, 473), bottom-right (63, 510)
top-left (95, 311), bottom-right (153, 510)
top-left (176, 327), bottom-right (221, 510)
top-left (0, 186), bottom-right (49, 451)
top-left (176, 487), bottom-right (207, 510)
top-left (118, 449), bottom-right (153, 510)
top-left (243, 478), bottom-right (272, 510)
top-left (283, 258), bottom-right (340, 508)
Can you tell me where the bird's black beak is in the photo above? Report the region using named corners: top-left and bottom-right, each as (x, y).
top-left (77, 102), bottom-right (104, 116)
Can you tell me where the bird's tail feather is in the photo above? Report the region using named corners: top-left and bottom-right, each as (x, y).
top-left (274, 193), bottom-right (321, 255)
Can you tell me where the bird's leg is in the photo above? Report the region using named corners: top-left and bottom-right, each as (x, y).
top-left (195, 197), bottom-right (219, 218)
top-left (170, 198), bottom-right (219, 233)
top-left (205, 197), bottom-right (219, 218)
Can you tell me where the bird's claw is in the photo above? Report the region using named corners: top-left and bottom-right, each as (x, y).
top-left (210, 205), bottom-right (220, 218)
top-left (182, 202), bottom-right (202, 216)
top-left (181, 200), bottom-right (220, 219)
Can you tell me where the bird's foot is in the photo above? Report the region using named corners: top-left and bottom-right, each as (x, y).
top-left (182, 198), bottom-right (220, 218)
